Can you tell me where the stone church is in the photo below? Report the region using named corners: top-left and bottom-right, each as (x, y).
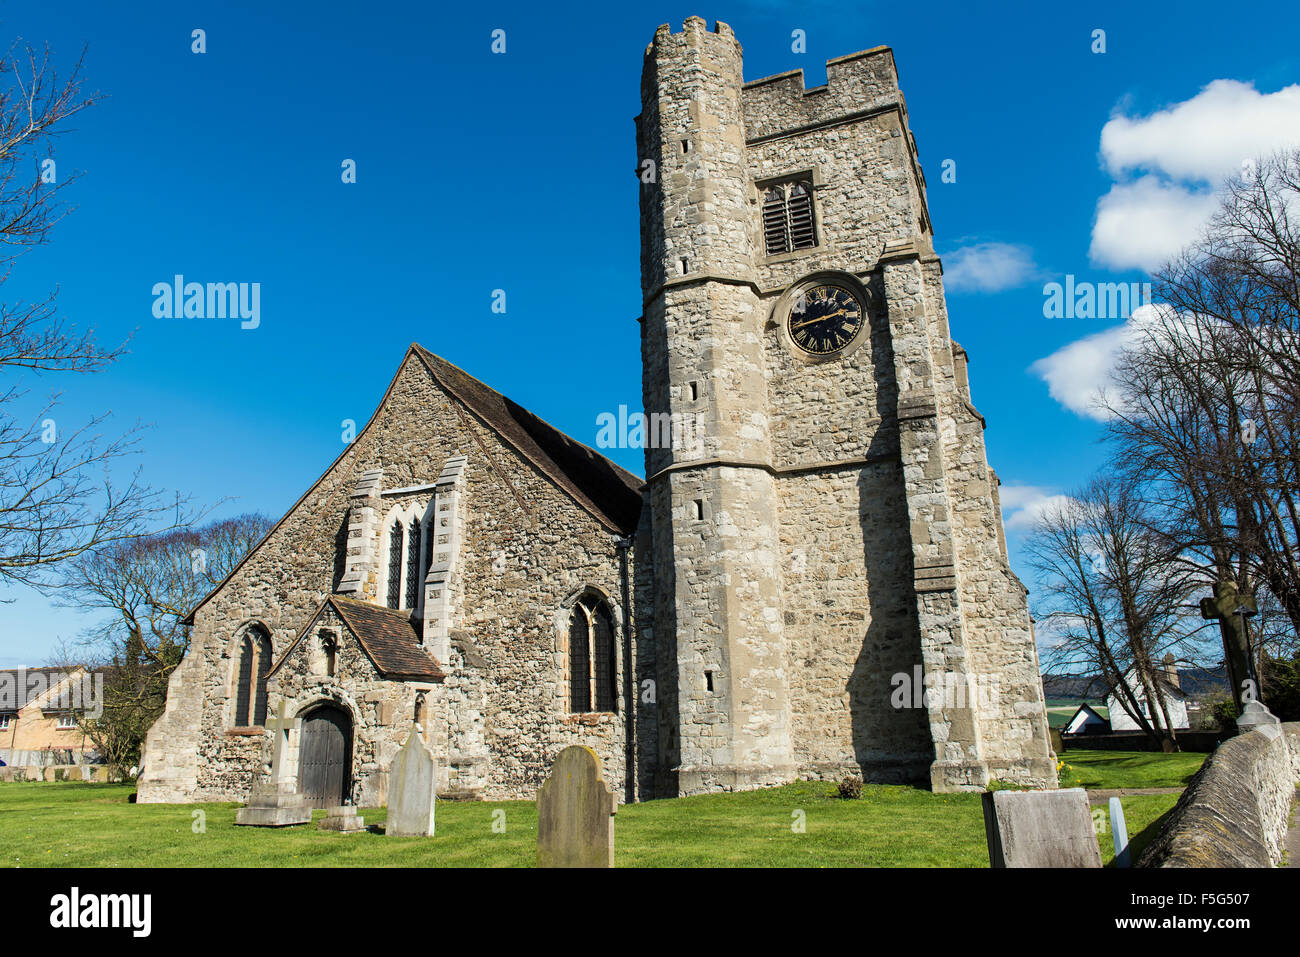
top-left (138, 18), bottom-right (1056, 809)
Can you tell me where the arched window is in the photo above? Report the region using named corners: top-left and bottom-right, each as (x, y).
top-left (380, 502), bottom-right (434, 611)
top-left (405, 520), bottom-right (422, 608)
top-left (568, 596), bottom-right (617, 714)
top-left (233, 628), bottom-right (272, 726)
top-left (322, 633), bottom-right (337, 678)
top-left (387, 519), bottom-right (404, 608)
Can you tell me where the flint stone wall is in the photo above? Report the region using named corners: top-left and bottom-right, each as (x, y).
top-left (138, 351), bottom-right (643, 805)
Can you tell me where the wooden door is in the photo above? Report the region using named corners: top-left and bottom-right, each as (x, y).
top-left (298, 705), bottom-right (350, 809)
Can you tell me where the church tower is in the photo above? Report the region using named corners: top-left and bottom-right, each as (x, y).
top-left (637, 19), bottom-right (793, 794)
top-left (636, 18), bottom-right (1057, 795)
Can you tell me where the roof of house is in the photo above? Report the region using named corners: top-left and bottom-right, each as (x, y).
top-left (1107, 666), bottom-right (1189, 700)
top-left (269, 595), bottom-right (445, 682)
top-left (413, 346), bottom-right (643, 534)
top-left (1064, 703), bottom-right (1109, 727)
top-left (0, 666), bottom-right (92, 713)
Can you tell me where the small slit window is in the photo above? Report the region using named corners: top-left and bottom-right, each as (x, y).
top-left (762, 179), bottom-right (817, 256)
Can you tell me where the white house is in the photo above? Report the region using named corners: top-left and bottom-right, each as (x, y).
top-left (1106, 654), bottom-right (1189, 732)
top-left (1063, 703), bottom-right (1110, 735)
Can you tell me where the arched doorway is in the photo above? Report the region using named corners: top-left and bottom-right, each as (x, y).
top-left (298, 703), bottom-right (352, 809)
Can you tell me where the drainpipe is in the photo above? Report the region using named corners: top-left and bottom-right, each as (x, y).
top-left (614, 534), bottom-right (635, 804)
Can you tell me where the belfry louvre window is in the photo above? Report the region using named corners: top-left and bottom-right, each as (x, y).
top-left (762, 180), bottom-right (816, 255)
top-left (568, 596), bottom-right (617, 714)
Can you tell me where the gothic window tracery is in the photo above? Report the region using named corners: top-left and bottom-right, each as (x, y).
top-left (387, 520), bottom-right (404, 608)
top-left (381, 502), bottom-right (435, 611)
top-left (567, 596), bottom-right (617, 714)
top-left (233, 627), bottom-right (272, 726)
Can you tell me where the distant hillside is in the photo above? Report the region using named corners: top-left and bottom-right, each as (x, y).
top-left (1042, 673), bottom-right (1107, 700)
top-left (1042, 665), bottom-right (1228, 701)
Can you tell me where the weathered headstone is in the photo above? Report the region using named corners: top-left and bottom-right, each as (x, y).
top-left (386, 727), bottom-right (436, 837)
top-left (235, 701), bottom-right (312, 827)
top-left (537, 745), bottom-right (616, 868)
top-left (320, 805), bottom-right (366, 833)
top-left (1109, 796), bottom-right (1130, 868)
top-left (982, 788), bottom-right (1102, 868)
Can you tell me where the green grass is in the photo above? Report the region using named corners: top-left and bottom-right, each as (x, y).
top-left (1059, 750), bottom-right (1207, 790)
top-left (1, 751), bottom-right (1204, 868)
top-left (1097, 793), bottom-right (1181, 867)
top-left (2, 780), bottom-right (991, 868)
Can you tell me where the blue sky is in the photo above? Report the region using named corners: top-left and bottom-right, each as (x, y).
top-left (2, 0), bottom-right (1298, 665)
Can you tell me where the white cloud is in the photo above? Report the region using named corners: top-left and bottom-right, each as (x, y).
top-left (1089, 79), bottom-right (1300, 272)
top-left (1100, 79), bottom-right (1300, 181)
top-left (942, 242), bottom-right (1037, 293)
top-left (1028, 304), bottom-right (1164, 420)
top-left (1029, 322), bottom-right (1130, 421)
top-left (1089, 178), bottom-right (1219, 272)
top-left (1000, 485), bottom-right (1076, 533)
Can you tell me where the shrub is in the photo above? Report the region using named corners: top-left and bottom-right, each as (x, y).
top-left (836, 777), bottom-right (862, 799)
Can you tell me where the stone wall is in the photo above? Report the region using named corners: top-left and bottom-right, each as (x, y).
top-left (1138, 723), bottom-right (1300, 868)
top-left (0, 765), bottom-right (124, 783)
top-left (636, 18), bottom-right (1056, 794)
top-left (139, 349), bottom-right (645, 805)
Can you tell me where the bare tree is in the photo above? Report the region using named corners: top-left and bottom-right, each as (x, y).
top-left (0, 40), bottom-right (185, 587)
top-left (1027, 476), bottom-right (1209, 750)
top-left (1104, 149), bottom-right (1300, 671)
top-left (54, 514), bottom-right (273, 769)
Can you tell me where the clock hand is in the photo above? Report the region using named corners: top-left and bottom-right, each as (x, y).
top-left (790, 307), bottom-right (848, 330)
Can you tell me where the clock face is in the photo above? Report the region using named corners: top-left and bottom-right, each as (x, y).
top-left (786, 283), bottom-right (865, 356)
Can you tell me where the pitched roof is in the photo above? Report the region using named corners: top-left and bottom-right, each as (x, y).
top-left (412, 346), bottom-right (643, 534)
top-left (329, 597), bottom-right (446, 680)
top-left (269, 596), bottom-right (445, 682)
top-left (181, 344), bottom-right (643, 626)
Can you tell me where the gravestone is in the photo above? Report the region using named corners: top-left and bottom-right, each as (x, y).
top-left (982, 788), bottom-right (1102, 868)
top-left (1109, 796), bottom-right (1130, 868)
top-left (235, 701), bottom-right (312, 827)
top-left (386, 727), bottom-right (436, 837)
top-left (537, 746), bottom-right (616, 868)
top-left (320, 805), bottom-right (366, 833)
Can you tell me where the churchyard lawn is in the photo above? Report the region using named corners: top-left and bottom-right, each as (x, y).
top-left (1059, 749), bottom-right (1207, 790)
top-left (1, 750), bottom-right (1205, 868)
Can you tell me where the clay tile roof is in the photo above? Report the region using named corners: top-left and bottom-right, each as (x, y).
top-left (328, 596), bottom-right (446, 681)
top-left (412, 345), bottom-right (643, 535)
